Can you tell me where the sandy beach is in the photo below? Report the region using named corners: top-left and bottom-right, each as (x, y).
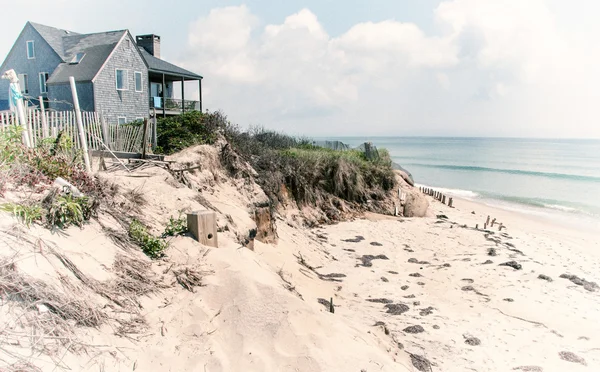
top-left (1, 146), bottom-right (599, 372)
top-left (264, 194), bottom-right (600, 371)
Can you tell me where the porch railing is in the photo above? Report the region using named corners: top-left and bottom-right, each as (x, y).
top-left (150, 97), bottom-right (200, 111)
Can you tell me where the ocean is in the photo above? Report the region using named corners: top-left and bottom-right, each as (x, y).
top-left (327, 137), bottom-right (600, 230)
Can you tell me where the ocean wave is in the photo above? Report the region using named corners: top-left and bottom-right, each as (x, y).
top-left (542, 204), bottom-right (580, 213)
top-left (478, 194), bottom-right (600, 218)
top-left (405, 163), bottom-right (600, 182)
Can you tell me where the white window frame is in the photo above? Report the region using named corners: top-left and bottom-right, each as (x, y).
top-left (134, 71), bottom-right (142, 92)
top-left (117, 117), bottom-right (127, 125)
top-left (115, 69), bottom-right (128, 91)
top-left (39, 72), bottom-right (49, 94)
top-left (26, 40), bottom-right (35, 59)
top-left (18, 74), bottom-right (28, 94)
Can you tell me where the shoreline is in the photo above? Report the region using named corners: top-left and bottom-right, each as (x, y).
top-left (416, 183), bottom-right (600, 234)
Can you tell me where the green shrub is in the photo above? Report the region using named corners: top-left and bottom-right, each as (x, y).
top-left (129, 220), bottom-right (168, 259)
top-left (155, 111), bottom-right (220, 154)
top-left (45, 194), bottom-right (92, 228)
top-left (0, 202), bottom-right (43, 227)
top-left (162, 215), bottom-right (188, 238)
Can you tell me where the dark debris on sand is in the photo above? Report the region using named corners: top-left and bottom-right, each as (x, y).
top-left (410, 354), bottom-right (433, 372)
top-left (370, 242), bottom-right (383, 246)
top-left (381, 276), bottom-right (389, 283)
top-left (464, 335), bottom-right (481, 346)
top-left (462, 286), bottom-right (475, 292)
top-left (482, 260), bottom-right (494, 265)
top-left (499, 261), bottom-right (522, 270)
top-left (404, 325), bottom-right (425, 334)
top-left (384, 303), bottom-right (410, 315)
top-left (560, 274), bottom-right (599, 292)
top-left (558, 351), bottom-right (586, 366)
top-left (488, 248), bottom-right (498, 256)
top-left (318, 273), bottom-right (347, 282)
top-left (512, 367), bottom-right (543, 372)
top-left (401, 285), bottom-right (409, 291)
top-left (388, 271), bottom-right (399, 275)
top-left (343, 235), bottom-right (365, 243)
top-left (359, 254), bottom-right (389, 267)
top-left (504, 298), bottom-right (514, 302)
top-left (367, 298), bottom-right (393, 304)
top-left (419, 306), bottom-right (434, 316)
top-left (538, 274), bottom-right (553, 282)
top-left (408, 258), bottom-right (430, 265)
top-left (409, 273), bottom-right (423, 277)
top-left (404, 294), bottom-right (416, 298)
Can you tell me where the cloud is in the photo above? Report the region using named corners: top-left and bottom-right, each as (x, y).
top-left (180, 1), bottom-right (600, 138)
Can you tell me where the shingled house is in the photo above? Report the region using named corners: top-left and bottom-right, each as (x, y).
top-left (0, 22), bottom-right (203, 124)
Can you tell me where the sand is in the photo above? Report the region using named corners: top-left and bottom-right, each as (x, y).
top-left (1, 148), bottom-right (599, 371)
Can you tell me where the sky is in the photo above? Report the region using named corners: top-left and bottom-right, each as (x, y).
top-left (2, 0), bottom-right (600, 138)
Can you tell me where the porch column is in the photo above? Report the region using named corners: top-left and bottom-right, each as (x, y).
top-left (161, 73), bottom-right (166, 118)
top-left (181, 76), bottom-right (185, 114)
top-left (198, 79), bottom-right (202, 112)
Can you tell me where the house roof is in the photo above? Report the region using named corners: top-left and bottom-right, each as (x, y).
top-left (138, 48), bottom-right (203, 80)
top-left (47, 31), bottom-right (126, 84)
top-left (29, 22), bottom-right (79, 60)
top-left (25, 22), bottom-right (203, 85)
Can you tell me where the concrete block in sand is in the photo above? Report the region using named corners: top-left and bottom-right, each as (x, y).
top-left (403, 192), bottom-right (429, 217)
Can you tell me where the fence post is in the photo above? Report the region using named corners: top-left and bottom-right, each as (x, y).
top-left (69, 76), bottom-right (91, 173)
top-left (152, 108), bottom-right (158, 150)
top-left (100, 115), bottom-right (109, 148)
top-left (141, 118), bottom-right (149, 159)
top-left (39, 96), bottom-right (49, 138)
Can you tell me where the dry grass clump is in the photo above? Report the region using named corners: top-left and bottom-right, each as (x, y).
top-left (173, 267), bottom-right (206, 293)
top-left (0, 257), bottom-right (105, 330)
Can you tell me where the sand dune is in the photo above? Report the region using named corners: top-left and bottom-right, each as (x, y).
top-left (1, 145), bottom-right (599, 371)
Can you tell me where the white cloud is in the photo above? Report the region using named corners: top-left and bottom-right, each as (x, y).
top-left (180, 1), bottom-right (600, 138)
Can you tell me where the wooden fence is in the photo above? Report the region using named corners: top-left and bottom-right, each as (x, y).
top-left (0, 110), bottom-right (145, 153)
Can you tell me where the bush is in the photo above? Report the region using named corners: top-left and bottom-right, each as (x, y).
top-left (155, 111), bottom-right (221, 154)
top-left (0, 202), bottom-right (43, 227)
top-left (129, 220), bottom-right (168, 259)
top-left (161, 215), bottom-right (188, 238)
top-left (45, 194), bottom-right (93, 229)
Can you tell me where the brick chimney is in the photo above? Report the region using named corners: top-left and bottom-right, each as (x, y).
top-left (136, 34), bottom-right (161, 58)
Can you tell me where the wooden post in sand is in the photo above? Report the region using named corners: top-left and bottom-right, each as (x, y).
top-left (484, 223), bottom-right (487, 230)
top-left (187, 211), bottom-right (218, 247)
top-left (498, 223), bottom-right (503, 231)
top-left (448, 198), bottom-right (454, 208)
top-left (442, 195), bottom-right (446, 204)
top-left (486, 216), bottom-right (490, 226)
top-left (491, 218), bottom-right (496, 227)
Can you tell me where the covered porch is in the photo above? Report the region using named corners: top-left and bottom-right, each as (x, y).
top-left (149, 71), bottom-right (202, 117)
top-left (139, 47), bottom-right (203, 118)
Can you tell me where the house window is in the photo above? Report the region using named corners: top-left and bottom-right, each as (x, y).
top-left (117, 117), bottom-right (127, 125)
top-left (18, 74), bottom-right (28, 94)
top-left (134, 71), bottom-right (142, 92)
top-left (70, 52), bottom-right (86, 64)
top-left (135, 117), bottom-right (144, 122)
top-left (116, 69), bottom-right (128, 90)
top-left (39, 72), bottom-right (49, 93)
top-left (26, 40), bottom-right (35, 59)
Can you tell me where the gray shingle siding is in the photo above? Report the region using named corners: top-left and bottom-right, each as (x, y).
top-left (0, 23), bottom-right (63, 106)
top-left (93, 34), bottom-right (148, 124)
top-left (48, 82), bottom-right (94, 112)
